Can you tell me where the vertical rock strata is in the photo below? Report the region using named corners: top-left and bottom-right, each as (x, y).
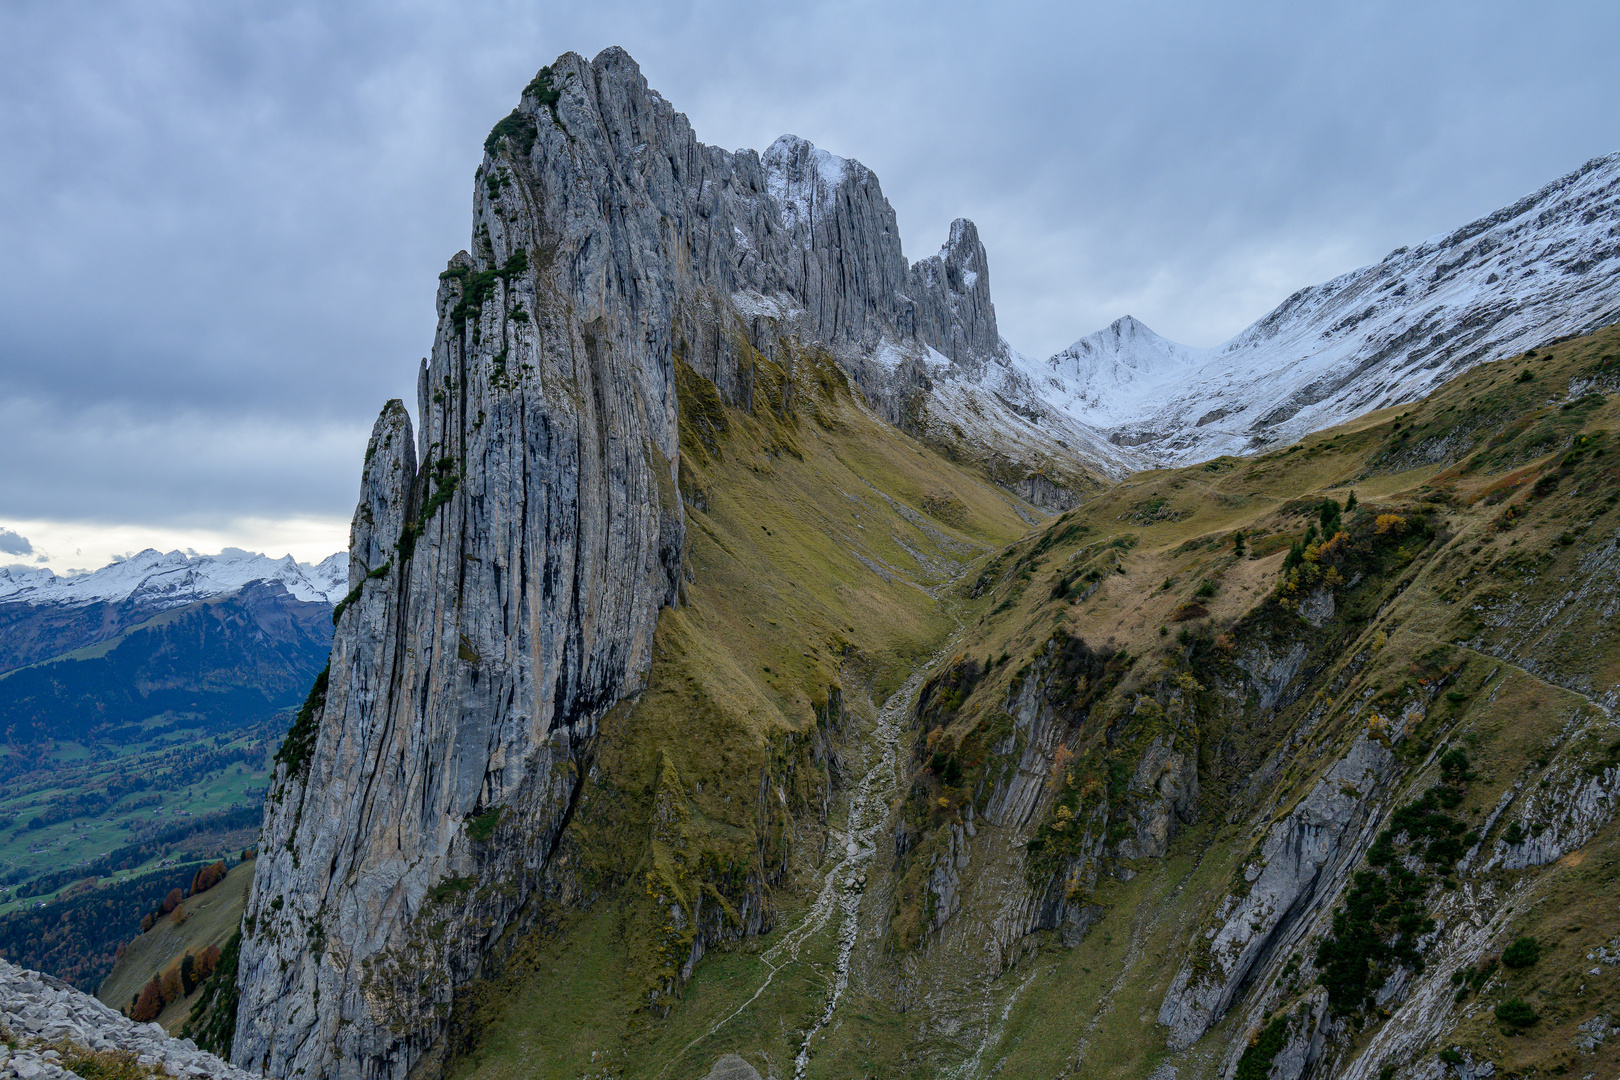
top-left (234, 47), bottom-right (1006, 1080)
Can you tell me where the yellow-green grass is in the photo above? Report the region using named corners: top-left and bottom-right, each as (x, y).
top-left (96, 860), bottom-right (253, 1032)
top-left (447, 344), bottom-right (1036, 1079)
top-left (452, 322), bottom-right (1620, 1079)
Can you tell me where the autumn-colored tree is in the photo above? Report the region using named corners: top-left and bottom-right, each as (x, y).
top-left (191, 860), bottom-right (227, 895)
top-left (160, 958), bottom-right (184, 1003)
top-left (162, 887), bottom-right (183, 914)
top-left (132, 976), bottom-right (165, 1022)
top-left (193, 944), bottom-right (221, 982)
top-left (170, 902), bottom-right (188, 926)
top-left (1047, 744), bottom-right (1075, 792)
top-left (140, 912), bottom-right (156, 933)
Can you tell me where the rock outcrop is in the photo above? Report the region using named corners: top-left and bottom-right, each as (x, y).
top-left (234, 47), bottom-right (1025, 1080)
top-left (0, 959), bottom-right (256, 1080)
top-left (1158, 735), bottom-right (1395, 1049)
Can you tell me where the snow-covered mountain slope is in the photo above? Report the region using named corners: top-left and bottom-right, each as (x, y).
top-left (0, 548), bottom-right (347, 608)
top-left (1004, 152), bottom-right (1620, 467)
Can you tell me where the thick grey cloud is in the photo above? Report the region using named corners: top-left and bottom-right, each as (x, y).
top-left (2, 0), bottom-right (1619, 548)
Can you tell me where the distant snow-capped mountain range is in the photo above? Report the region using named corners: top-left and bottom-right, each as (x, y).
top-left (0, 548), bottom-right (348, 609)
top-left (926, 151), bottom-right (1620, 480)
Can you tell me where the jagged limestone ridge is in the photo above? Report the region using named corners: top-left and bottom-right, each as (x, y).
top-left (234, 45), bottom-right (1020, 1080)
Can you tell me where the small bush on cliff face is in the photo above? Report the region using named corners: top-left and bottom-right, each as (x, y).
top-left (273, 663), bottom-right (329, 782)
top-left (1501, 936), bottom-right (1541, 968)
top-left (1233, 1015), bottom-right (1290, 1080)
top-left (466, 808), bottom-right (504, 843)
top-left (524, 65), bottom-right (563, 124)
top-left (484, 109), bottom-right (538, 157)
top-left (1316, 773), bottom-right (1471, 1014)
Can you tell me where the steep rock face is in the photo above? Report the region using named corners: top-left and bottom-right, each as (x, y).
top-left (1157, 735), bottom-right (1395, 1049)
top-left (234, 47), bottom-right (1022, 1080)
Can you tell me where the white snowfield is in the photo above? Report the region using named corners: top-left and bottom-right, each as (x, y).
top-left (0, 548), bottom-right (348, 609)
top-left (937, 150), bottom-right (1620, 474)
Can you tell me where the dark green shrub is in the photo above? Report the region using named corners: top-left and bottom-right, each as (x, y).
top-left (1516, 369), bottom-right (1535, 383)
top-left (273, 664), bottom-right (330, 781)
top-left (1494, 996), bottom-right (1537, 1026)
top-left (1439, 1047), bottom-right (1463, 1065)
top-left (524, 65), bottom-right (563, 122)
top-left (1319, 499), bottom-right (1343, 535)
top-left (466, 808), bottom-right (503, 842)
top-left (484, 109), bottom-right (538, 157)
top-left (1233, 1015), bottom-right (1289, 1080)
top-left (181, 929), bottom-right (240, 1057)
top-left (1501, 936), bottom-right (1541, 969)
top-left (426, 876), bottom-right (475, 904)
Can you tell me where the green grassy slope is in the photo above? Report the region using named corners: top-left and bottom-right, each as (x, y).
top-left (96, 860), bottom-right (254, 1032)
top-left (442, 324), bottom-right (1620, 1080)
top-left (864, 322), bottom-right (1620, 1080)
top-left (439, 344), bottom-right (1039, 1080)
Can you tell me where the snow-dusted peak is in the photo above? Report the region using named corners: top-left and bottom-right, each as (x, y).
top-left (1014, 151), bottom-right (1620, 467)
top-left (762, 134), bottom-right (864, 231)
top-left (911, 219), bottom-right (991, 295)
top-left (1037, 316), bottom-right (1209, 428)
top-left (1055, 315), bottom-right (1202, 375)
top-left (0, 548), bottom-right (350, 609)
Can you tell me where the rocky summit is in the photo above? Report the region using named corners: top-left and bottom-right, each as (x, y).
top-left (39, 43), bottom-right (1617, 1080)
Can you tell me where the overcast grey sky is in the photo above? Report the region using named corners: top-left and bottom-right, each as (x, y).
top-left (3, 0), bottom-right (1618, 570)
